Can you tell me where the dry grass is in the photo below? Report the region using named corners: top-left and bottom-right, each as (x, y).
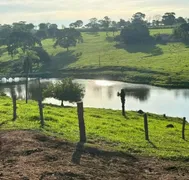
top-left (0, 130), bottom-right (189, 180)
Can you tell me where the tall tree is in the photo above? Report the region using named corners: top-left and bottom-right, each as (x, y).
top-left (132, 12), bottom-right (146, 23)
top-left (152, 14), bottom-right (162, 26)
top-left (19, 50), bottom-right (40, 103)
top-left (117, 19), bottom-right (130, 28)
top-left (48, 23), bottom-right (58, 38)
top-left (6, 31), bottom-right (42, 103)
top-left (0, 24), bottom-right (12, 45)
top-left (120, 13), bottom-right (150, 44)
top-left (110, 21), bottom-right (118, 36)
top-left (38, 23), bottom-right (49, 31)
top-left (162, 12), bottom-right (176, 26)
top-left (75, 20), bottom-right (83, 28)
top-left (99, 16), bottom-right (111, 36)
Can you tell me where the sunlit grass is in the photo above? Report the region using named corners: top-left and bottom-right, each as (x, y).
top-left (1, 29), bottom-right (189, 87)
top-left (0, 96), bottom-right (189, 160)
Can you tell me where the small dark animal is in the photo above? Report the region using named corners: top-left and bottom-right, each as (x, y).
top-left (166, 124), bottom-right (174, 128)
top-left (138, 110), bottom-right (144, 114)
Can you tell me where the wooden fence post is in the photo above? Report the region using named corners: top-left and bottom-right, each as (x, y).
top-left (77, 102), bottom-right (86, 143)
top-left (38, 100), bottom-right (44, 128)
top-left (182, 117), bottom-right (186, 140)
top-left (12, 95), bottom-right (17, 121)
top-left (38, 78), bottom-right (44, 128)
top-left (144, 113), bottom-right (149, 141)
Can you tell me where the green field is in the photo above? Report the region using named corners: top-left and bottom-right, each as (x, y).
top-left (1, 96), bottom-right (189, 160)
top-left (1, 28), bottom-right (189, 87)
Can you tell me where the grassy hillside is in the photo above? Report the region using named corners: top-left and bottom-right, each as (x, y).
top-left (1, 96), bottom-right (189, 160)
top-left (1, 28), bottom-right (189, 87)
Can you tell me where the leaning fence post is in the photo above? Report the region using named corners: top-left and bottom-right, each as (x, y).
top-left (182, 117), bottom-right (186, 140)
top-left (77, 102), bottom-right (86, 143)
top-left (144, 113), bottom-right (149, 141)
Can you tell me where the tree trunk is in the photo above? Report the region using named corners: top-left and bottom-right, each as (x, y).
top-left (61, 100), bottom-right (64, 107)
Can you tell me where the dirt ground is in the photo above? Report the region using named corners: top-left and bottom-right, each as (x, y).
top-left (0, 130), bottom-right (189, 180)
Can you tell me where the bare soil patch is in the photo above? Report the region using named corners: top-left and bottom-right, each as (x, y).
top-left (0, 130), bottom-right (189, 180)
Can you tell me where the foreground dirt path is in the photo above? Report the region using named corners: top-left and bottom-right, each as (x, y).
top-left (0, 130), bottom-right (189, 180)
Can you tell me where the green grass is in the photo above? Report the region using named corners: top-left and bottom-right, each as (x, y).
top-left (1, 96), bottom-right (189, 160)
top-left (150, 28), bottom-right (173, 35)
top-left (1, 28), bottom-right (189, 87)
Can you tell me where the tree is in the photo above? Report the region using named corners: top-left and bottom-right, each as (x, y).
top-left (20, 50), bottom-right (40, 103)
top-left (117, 19), bottom-right (127, 28)
top-left (6, 31), bottom-right (42, 57)
top-left (87, 18), bottom-right (100, 31)
top-left (110, 21), bottom-right (118, 36)
top-left (152, 14), bottom-right (162, 26)
top-left (69, 23), bottom-right (76, 28)
top-left (176, 17), bottom-right (187, 25)
top-left (132, 12), bottom-right (146, 23)
top-left (6, 31), bottom-right (42, 103)
top-left (99, 16), bottom-right (111, 36)
top-left (54, 28), bottom-right (83, 51)
top-left (120, 13), bottom-right (150, 44)
top-left (0, 24), bottom-right (12, 45)
top-left (38, 23), bottom-right (49, 31)
top-left (48, 23), bottom-right (58, 38)
top-left (35, 30), bottom-right (48, 40)
top-left (173, 23), bottom-right (189, 42)
top-left (162, 12), bottom-right (176, 26)
top-left (43, 78), bottom-right (85, 107)
top-left (75, 20), bottom-right (83, 28)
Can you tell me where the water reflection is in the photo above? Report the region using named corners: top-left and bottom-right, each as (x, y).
top-left (124, 87), bottom-right (150, 102)
top-left (1, 79), bottom-right (189, 120)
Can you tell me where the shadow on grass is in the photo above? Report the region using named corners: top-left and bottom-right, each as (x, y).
top-left (0, 120), bottom-right (11, 127)
top-left (115, 42), bottom-right (163, 56)
top-left (148, 140), bottom-right (158, 149)
top-left (85, 32), bottom-right (100, 36)
top-left (40, 50), bottom-right (82, 72)
top-left (106, 37), bottom-right (115, 43)
top-left (43, 103), bottom-right (74, 109)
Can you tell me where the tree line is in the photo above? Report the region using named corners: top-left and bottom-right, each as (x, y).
top-left (0, 12), bottom-right (188, 41)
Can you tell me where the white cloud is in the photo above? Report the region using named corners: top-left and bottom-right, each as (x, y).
top-left (0, 0), bottom-right (188, 25)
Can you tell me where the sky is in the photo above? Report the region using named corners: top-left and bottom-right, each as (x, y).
top-left (0, 0), bottom-right (188, 27)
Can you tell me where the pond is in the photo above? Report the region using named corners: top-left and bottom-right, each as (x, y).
top-left (1, 78), bottom-right (189, 121)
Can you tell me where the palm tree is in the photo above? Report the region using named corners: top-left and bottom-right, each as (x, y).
top-left (20, 50), bottom-right (39, 103)
top-left (6, 31), bottom-right (42, 103)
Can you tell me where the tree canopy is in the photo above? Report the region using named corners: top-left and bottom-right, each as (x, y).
top-left (43, 78), bottom-right (85, 106)
top-left (120, 13), bottom-right (150, 44)
top-left (173, 23), bottom-right (189, 42)
top-left (6, 31), bottom-right (42, 57)
top-left (53, 28), bottom-right (83, 51)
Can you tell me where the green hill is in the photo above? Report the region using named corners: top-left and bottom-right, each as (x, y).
top-left (1, 28), bottom-right (189, 87)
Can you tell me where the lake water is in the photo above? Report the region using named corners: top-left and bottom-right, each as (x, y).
top-left (1, 78), bottom-right (189, 120)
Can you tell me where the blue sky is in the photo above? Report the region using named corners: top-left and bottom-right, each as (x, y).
top-left (0, 0), bottom-right (188, 26)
